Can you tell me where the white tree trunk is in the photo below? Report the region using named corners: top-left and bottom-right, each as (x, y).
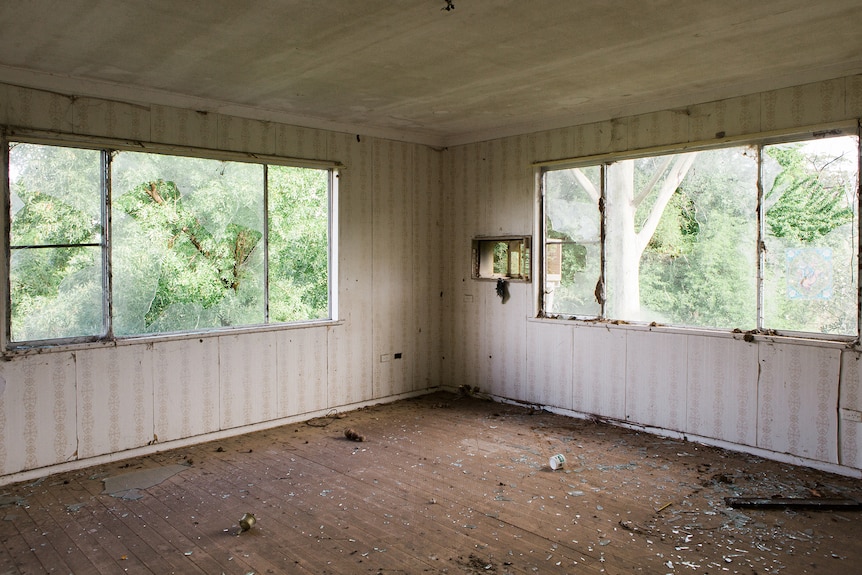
top-left (605, 160), bottom-right (641, 319)
top-left (603, 154), bottom-right (697, 320)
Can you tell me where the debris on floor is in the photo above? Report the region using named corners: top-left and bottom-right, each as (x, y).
top-left (239, 512), bottom-right (256, 531)
top-left (3, 391), bottom-right (862, 574)
top-left (344, 428), bottom-right (365, 442)
top-left (102, 463), bottom-right (188, 499)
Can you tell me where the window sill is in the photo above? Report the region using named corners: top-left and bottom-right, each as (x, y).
top-left (528, 315), bottom-right (856, 349)
top-left (4, 319), bottom-right (344, 357)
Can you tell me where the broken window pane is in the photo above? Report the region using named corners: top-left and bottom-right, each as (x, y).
top-left (112, 152), bottom-right (266, 335)
top-left (543, 165), bottom-right (601, 316)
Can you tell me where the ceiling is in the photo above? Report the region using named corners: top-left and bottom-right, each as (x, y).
top-left (1, 1), bottom-right (861, 147)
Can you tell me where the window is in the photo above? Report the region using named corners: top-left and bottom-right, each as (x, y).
top-left (7, 140), bottom-right (334, 346)
top-left (541, 131), bottom-right (859, 337)
top-left (9, 144), bottom-right (106, 342)
top-left (544, 165), bottom-right (601, 316)
top-left (472, 237), bottom-right (531, 281)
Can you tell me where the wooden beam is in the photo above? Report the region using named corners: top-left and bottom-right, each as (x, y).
top-left (725, 497), bottom-right (861, 509)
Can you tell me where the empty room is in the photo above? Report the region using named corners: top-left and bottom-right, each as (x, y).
top-left (1, 1), bottom-right (862, 573)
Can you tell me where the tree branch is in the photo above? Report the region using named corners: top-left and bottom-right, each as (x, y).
top-left (632, 156), bottom-right (674, 208)
top-left (557, 168), bottom-right (600, 203)
top-left (145, 182), bottom-right (165, 205)
top-left (635, 153), bottom-right (697, 255)
top-left (571, 168), bottom-right (600, 204)
top-left (230, 228), bottom-right (259, 291)
top-left (181, 226), bottom-right (210, 258)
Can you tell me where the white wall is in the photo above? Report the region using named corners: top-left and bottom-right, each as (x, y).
top-left (443, 74), bottom-right (862, 476)
top-left (0, 84), bottom-right (445, 481)
top-left (4, 74), bottom-right (862, 482)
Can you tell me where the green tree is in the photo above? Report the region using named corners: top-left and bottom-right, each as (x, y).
top-left (638, 147), bottom-right (758, 329)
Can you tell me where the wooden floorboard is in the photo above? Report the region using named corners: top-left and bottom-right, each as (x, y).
top-left (1, 391), bottom-right (861, 574)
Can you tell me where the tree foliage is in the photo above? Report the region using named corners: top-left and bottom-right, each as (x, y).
top-left (761, 141), bottom-right (858, 334)
top-left (267, 165), bottom-right (330, 323)
top-left (114, 177), bottom-right (264, 331)
top-left (765, 144), bottom-right (853, 243)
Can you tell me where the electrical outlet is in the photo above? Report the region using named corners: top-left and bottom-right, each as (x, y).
top-left (394, 352), bottom-right (402, 359)
top-left (841, 408), bottom-right (862, 423)
top-left (380, 354), bottom-right (391, 363)
top-left (464, 294), bottom-right (474, 302)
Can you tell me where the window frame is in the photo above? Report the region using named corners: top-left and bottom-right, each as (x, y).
top-left (3, 129), bottom-right (339, 351)
top-left (471, 236), bottom-right (532, 282)
top-left (536, 122), bottom-right (862, 342)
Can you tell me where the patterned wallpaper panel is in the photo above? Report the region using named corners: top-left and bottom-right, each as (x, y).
top-left (219, 332), bottom-right (278, 430)
top-left (483, 281), bottom-right (528, 401)
top-left (411, 144), bottom-right (445, 391)
top-left (76, 346), bottom-right (153, 459)
top-left (625, 331), bottom-right (688, 432)
top-left (154, 338), bottom-right (220, 443)
top-left (441, 144), bottom-right (485, 392)
top-left (327, 131), bottom-right (374, 407)
top-left (757, 343), bottom-right (839, 464)
top-left (278, 327), bottom-right (328, 417)
top-left (526, 321), bottom-right (574, 409)
top-left (839, 352), bottom-right (862, 468)
top-left (151, 104), bottom-right (218, 148)
top-left (689, 94), bottom-right (760, 142)
top-left (571, 327), bottom-right (627, 422)
top-left (0, 355), bottom-right (76, 475)
top-left (371, 139), bottom-right (414, 399)
top-left (686, 336), bottom-right (758, 447)
top-left (5, 85), bottom-right (75, 133)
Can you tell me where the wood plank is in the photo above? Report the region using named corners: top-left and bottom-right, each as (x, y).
top-left (1, 392), bottom-right (861, 574)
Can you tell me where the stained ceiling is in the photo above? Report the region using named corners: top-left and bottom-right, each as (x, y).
top-left (1, 1), bottom-right (861, 147)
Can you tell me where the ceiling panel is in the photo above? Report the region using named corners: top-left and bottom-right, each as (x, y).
top-left (1, 0), bottom-right (860, 146)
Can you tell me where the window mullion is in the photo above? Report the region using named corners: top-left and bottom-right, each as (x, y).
top-left (756, 146), bottom-right (765, 331)
top-left (103, 150), bottom-right (113, 339)
top-left (857, 121), bottom-right (862, 341)
top-left (2, 130), bottom-right (8, 349)
top-left (329, 168), bottom-right (338, 322)
top-left (263, 163), bottom-right (270, 324)
top-left (599, 164), bottom-right (607, 318)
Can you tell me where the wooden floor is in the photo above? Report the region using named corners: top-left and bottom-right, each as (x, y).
top-left (2, 391), bottom-right (861, 574)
